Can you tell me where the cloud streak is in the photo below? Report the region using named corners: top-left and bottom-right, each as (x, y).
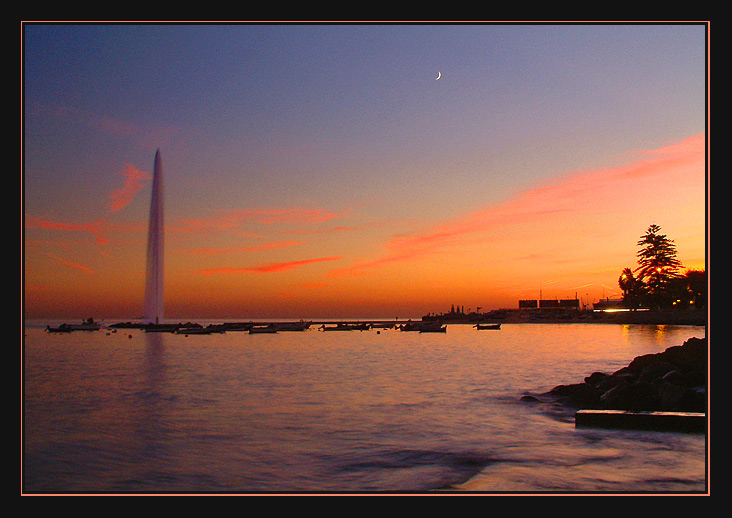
top-left (330, 134), bottom-right (705, 277)
top-left (174, 207), bottom-right (350, 234)
top-left (197, 256), bottom-right (342, 275)
top-left (188, 241), bottom-right (304, 256)
top-left (24, 214), bottom-right (109, 245)
top-left (109, 164), bottom-right (151, 212)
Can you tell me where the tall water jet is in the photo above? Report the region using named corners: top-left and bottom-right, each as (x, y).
top-left (143, 149), bottom-right (164, 324)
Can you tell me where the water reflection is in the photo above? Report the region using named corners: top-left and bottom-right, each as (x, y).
top-left (619, 324), bottom-right (705, 351)
top-left (24, 323), bottom-right (706, 492)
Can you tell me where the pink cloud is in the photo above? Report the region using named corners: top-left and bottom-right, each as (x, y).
top-left (109, 164), bottom-right (151, 212)
top-left (330, 133), bottom-right (705, 277)
top-left (174, 207), bottom-right (350, 234)
top-left (41, 252), bottom-right (94, 274)
top-left (197, 256), bottom-right (342, 275)
top-left (188, 241), bottom-right (304, 256)
top-left (24, 214), bottom-right (109, 245)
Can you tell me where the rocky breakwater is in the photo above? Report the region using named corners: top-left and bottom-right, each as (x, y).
top-left (527, 337), bottom-right (707, 415)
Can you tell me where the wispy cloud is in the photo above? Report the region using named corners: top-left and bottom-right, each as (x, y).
top-left (109, 163), bottom-right (151, 212)
top-left (188, 241), bottom-right (304, 256)
top-left (40, 252), bottom-right (94, 274)
top-left (330, 134), bottom-right (705, 277)
top-left (24, 214), bottom-right (109, 245)
top-left (197, 256), bottom-right (342, 275)
top-left (174, 207), bottom-right (350, 234)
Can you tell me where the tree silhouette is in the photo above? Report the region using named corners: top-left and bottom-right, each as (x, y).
top-left (618, 267), bottom-right (645, 309)
top-left (634, 224), bottom-right (683, 307)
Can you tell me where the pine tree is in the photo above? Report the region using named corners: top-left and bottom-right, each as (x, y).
top-left (634, 224), bottom-right (683, 306)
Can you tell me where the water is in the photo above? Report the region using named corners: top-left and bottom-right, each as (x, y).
top-left (23, 322), bottom-right (707, 493)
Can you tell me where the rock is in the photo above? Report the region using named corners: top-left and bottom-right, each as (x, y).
top-left (520, 395), bottom-right (541, 403)
top-left (638, 360), bottom-right (677, 384)
top-left (542, 337), bottom-right (707, 413)
top-left (549, 382), bottom-right (601, 408)
top-left (584, 372), bottom-right (608, 386)
top-left (658, 381), bottom-right (689, 411)
top-left (600, 381), bottom-right (658, 411)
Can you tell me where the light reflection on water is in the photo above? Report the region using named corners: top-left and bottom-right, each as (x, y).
top-left (23, 323), bottom-right (706, 493)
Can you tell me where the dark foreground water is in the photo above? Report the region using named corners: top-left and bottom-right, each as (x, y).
top-left (23, 322), bottom-right (707, 493)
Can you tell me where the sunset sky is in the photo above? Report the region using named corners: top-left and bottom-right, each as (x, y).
top-left (23, 23), bottom-right (708, 320)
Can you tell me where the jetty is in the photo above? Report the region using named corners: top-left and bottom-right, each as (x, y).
top-left (575, 410), bottom-right (705, 433)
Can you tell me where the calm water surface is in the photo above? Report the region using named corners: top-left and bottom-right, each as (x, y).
top-left (23, 322), bottom-right (707, 493)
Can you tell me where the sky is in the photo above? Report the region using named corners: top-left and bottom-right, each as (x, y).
top-left (23, 23), bottom-right (708, 320)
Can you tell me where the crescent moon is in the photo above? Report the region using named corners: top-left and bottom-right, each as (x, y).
top-left (436, 71), bottom-right (441, 80)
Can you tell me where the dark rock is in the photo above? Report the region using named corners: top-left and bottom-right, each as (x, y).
top-left (520, 395), bottom-right (541, 403)
top-left (542, 337), bottom-right (707, 413)
top-left (600, 381), bottom-right (659, 411)
top-left (638, 360), bottom-right (677, 384)
top-left (549, 382), bottom-right (600, 408)
top-left (584, 372), bottom-right (608, 386)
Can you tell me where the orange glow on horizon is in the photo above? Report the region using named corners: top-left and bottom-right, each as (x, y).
top-left (24, 134), bottom-right (707, 320)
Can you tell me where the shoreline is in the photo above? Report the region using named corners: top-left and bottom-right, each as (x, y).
top-left (28, 308), bottom-right (707, 331)
top-left (524, 336), bottom-right (708, 432)
top-left (423, 308), bottom-right (707, 327)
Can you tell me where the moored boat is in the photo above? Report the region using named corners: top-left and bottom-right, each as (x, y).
top-left (45, 324), bottom-right (72, 333)
top-left (144, 323), bottom-right (180, 333)
top-left (370, 322), bottom-right (396, 329)
top-left (222, 322), bottom-right (254, 332)
top-left (475, 323), bottom-right (501, 330)
top-left (319, 323), bottom-right (371, 331)
top-left (46, 318), bottom-right (102, 332)
top-left (396, 321), bottom-right (421, 331)
top-left (418, 322), bottom-right (447, 333)
top-left (276, 321), bottom-right (312, 331)
top-left (67, 318), bottom-right (103, 331)
top-left (249, 324), bottom-right (278, 334)
top-left (176, 324), bottom-right (226, 335)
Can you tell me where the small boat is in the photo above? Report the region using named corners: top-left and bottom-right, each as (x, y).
top-left (396, 321), bottom-right (420, 331)
top-left (249, 324), bottom-right (278, 334)
top-left (418, 322), bottom-right (447, 333)
top-left (275, 321), bottom-right (312, 331)
top-left (319, 324), bottom-right (348, 331)
top-left (475, 323), bottom-right (501, 330)
top-left (176, 324), bottom-right (225, 335)
top-left (222, 322), bottom-right (254, 332)
top-left (45, 324), bottom-right (72, 333)
top-left (144, 323), bottom-right (180, 333)
top-left (319, 323), bottom-right (371, 331)
top-left (67, 318), bottom-right (103, 331)
top-left (398, 321), bottom-right (446, 332)
top-left (370, 322), bottom-right (396, 329)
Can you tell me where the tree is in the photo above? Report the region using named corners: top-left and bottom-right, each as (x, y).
top-left (618, 267), bottom-right (645, 309)
top-left (667, 269), bottom-right (707, 309)
top-left (634, 224), bottom-right (683, 307)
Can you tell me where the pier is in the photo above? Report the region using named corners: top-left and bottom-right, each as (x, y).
top-left (575, 410), bottom-right (706, 433)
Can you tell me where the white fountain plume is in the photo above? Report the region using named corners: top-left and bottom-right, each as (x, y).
top-left (143, 149), bottom-right (164, 324)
